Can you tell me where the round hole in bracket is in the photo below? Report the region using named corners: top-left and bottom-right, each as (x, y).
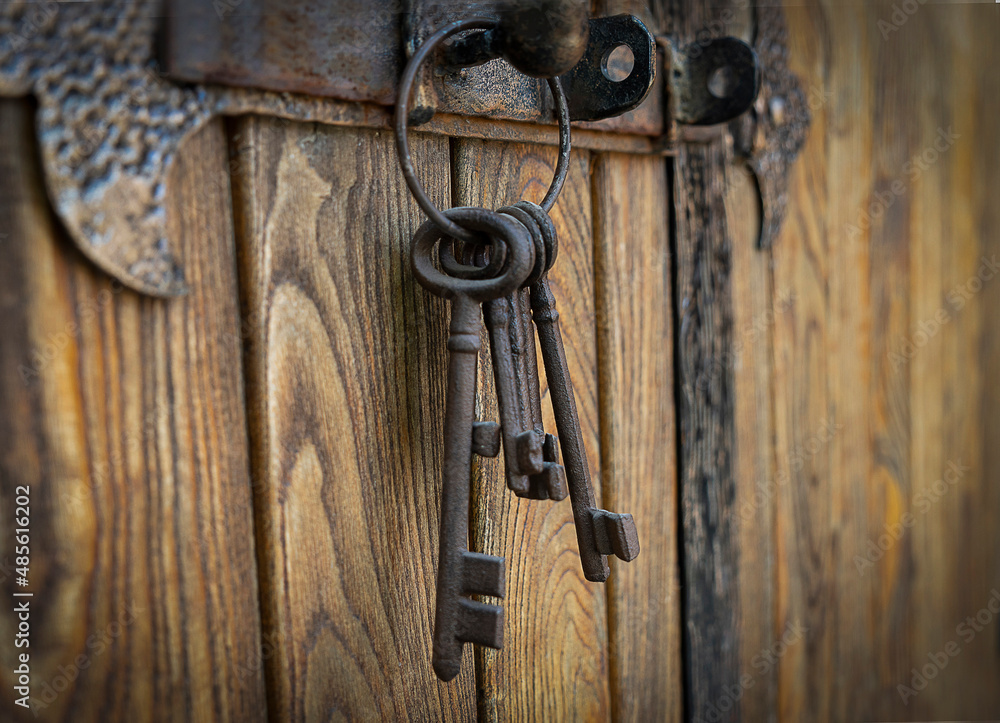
top-left (708, 65), bottom-right (738, 99)
top-left (602, 44), bottom-right (634, 82)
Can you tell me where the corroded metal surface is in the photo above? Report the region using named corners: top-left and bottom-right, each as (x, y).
top-left (733, 5), bottom-right (811, 249)
top-left (0, 0), bottom-right (204, 294)
top-left (410, 207), bottom-right (536, 682)
top-left (0, 0), bottom-right (662, 296)
top-left (0, 0), bottom-right (778, 295)
top-left (669, 36), bottom-right (760, 126)
top-left (0, 0), bottom-right (427, 295)
top-left (166, 0), bottom-right (662, 133)
top-left (560, 15), bottom-right (656, 122)
top-left (443, 0), bottom-right (590, 78)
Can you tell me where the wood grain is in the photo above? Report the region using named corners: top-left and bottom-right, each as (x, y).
top-left (0, 101), bottom-right (266, 722)
top-left (229, 118), bottom-right (477, 720)
top-left (455, 140), bottom-right (611, 721)
top-left (651, 2), bottom-right (750, 718)
top-left (724, 158), bottom-right (778, 723)
top-left (592, 152), bottom-right (682, 722)
top-left (772, 2), bottom-right (1000, 720)
top-left (670, 139), bottom-right (741, 723)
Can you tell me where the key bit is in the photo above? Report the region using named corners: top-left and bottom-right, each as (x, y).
top-left (530, 432), bottom-right (568, 500)
top-left (411, 207), bottom-right (535, 681)
top-left (472, 421), bottom-right (502, 458)
top-left (512, 288), bottom-right (568, 501)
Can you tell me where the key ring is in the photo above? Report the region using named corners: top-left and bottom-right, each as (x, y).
top-left (395, 17), bottom-right (572, 245)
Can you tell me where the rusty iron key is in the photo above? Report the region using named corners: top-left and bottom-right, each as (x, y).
top-left (438, 213), bottom-right (567, 501)
top-left (499, 204), bottom-right (568, 501)
top-left (515, 201), bottom-right (640, 582)
top-left (411, 207), bottom-right (536, 681)
top-left (483, 294), bottom-right (545, 493)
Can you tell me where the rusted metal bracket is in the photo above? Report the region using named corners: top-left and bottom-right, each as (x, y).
top-left (0, 0), bottom-right (435, 296)
top-left (559, 15), bottom-right (656, 122)
top-left (732, 5), bottom-right (811, 249)
top-left (668, 37), bottom-right (760, 126)
top-left (0, 0), bottom-right (771, 297)
top-left (434, 12), bottom-right (656, 123)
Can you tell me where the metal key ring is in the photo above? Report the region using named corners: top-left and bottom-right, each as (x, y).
top-left (395, 17), bottom-right (573, 245)
top-left (411, 208), bottom-right (535, 301)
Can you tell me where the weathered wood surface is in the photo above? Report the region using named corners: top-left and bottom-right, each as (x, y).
top-left (652, 0), bottom-right (752, 717)
top-left (593, 152), bottom-right (682, 723)
top-left (0, 101), bottom-right (267, 722)
top-left (771, 2), bottom-right (1000, 720)
top-left (653, 1), bottom-right (1000, 720)
top-left (724, 160), bottom-right (778, 723)
top-left (671, 138), bottom-right (742, 723)
top-left (456, 140), bottom-right (612, 720)
top-left (4, 1), bottom-right (998, 719)
top-left (229, 118), bottom-right (478, 720)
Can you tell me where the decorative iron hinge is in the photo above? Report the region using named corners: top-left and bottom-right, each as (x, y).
top-left (0, 1), bottom-right (803, 296)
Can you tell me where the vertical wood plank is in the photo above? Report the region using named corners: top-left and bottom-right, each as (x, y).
top-left (455, 140), bottom-right (611, 720)
top-left (229, 118), bottom-right (477, 720)
top-left (652, 1), bottom-right (750, 717)
top-left (593, 152), bottom-right (682, 722)
top-left (774, 2), bottom-right (1000, 720)
top-left (671, 139), bottom-right (741, 723)
top-left (724, 161), bottom-right (778, 723)
top-left (0, 101), bottom-right (266, 722)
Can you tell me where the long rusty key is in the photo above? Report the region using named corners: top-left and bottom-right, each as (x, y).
top-left (515, 201), bottom-right (640, 582)
top-left (440, 212), bottom-right (567, 501)
top-left (499, 204), bottom-right (568, 501)
top-left (483, 294), bottom-right (545, 493)
top-left (411, 207), bottom-right (535, 681)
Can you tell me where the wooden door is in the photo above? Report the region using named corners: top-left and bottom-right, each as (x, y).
top-left (1, 2), bottom-right (999, 722)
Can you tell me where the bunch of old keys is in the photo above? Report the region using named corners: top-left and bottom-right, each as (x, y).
top-left (396, 17), bottom-right (640, 682)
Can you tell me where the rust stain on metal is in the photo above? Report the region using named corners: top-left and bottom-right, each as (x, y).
top-left (732, 5), bottom-right (811, 249)
top-left (166, 0), bottom-right (664, 135)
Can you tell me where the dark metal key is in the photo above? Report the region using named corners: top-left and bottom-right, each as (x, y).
top-left (515, 201), bottom-right (640, 583)
top-left (499, 204), bottom-right (568, 501)
top-left (411, 207), bottom-right (535, 680)
top-left (443, 209), bottom-right (566, 501)
top-left (483, 293), bottom-right (545, 493)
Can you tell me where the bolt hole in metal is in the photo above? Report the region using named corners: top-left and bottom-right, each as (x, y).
top-left (708, 64), bottom-right (738, 98)
top-left (601, 44), bottom-right (634, 82)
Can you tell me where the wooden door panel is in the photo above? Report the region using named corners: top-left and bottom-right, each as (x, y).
top-left (593, 152), bottom-right (682, 722)
top-left (0, 101), bottom-right (267, 722)
top-left (677, 2), bottom-right (1000, 721)
top-left (772, 4), bottom-right (1000, 720)
top-left (456, 140), bottom-right (611, 720)
top-left (225, 122), bottom-right (684, 719)
top-left (12, 2), bottom-right (1000, 719)
top-left (229, 117), bottom-right (478, 720)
